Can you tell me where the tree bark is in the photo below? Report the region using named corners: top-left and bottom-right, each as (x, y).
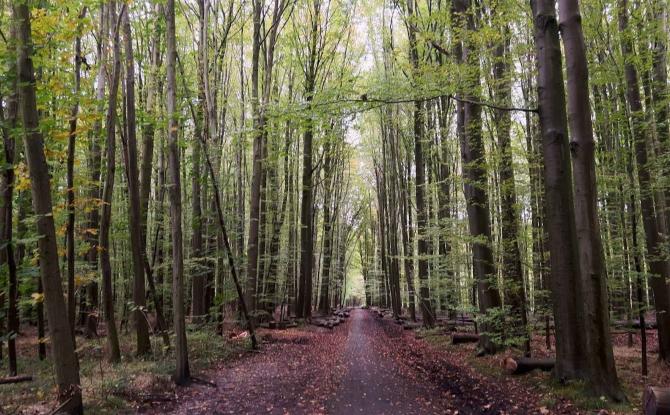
top-left (121, 7), bottom-right (151, 356)
top-left (14, 1), bottom-right (83, 411)
top-left (455, 0), bottom-right (501, 353)
top-left (167, 0), bottom-right (190, 385)
top-left (559, 0), bottom-right (625, 400)
top-left (492, 27), bottom-right (529, 353)
top-left (0, 24), bottom-right (18, 376)
top-left (297, 0), bottom-right (321, 319)
top-left (405, 0), bottom-right (435, 328)
top-left (531, 0), bottom-right (587, 378)
top-left (618, 0), bottom-right (670, 363)
top-left (66, 9), bottom-right (85, 342)
top-left (99, 1), bottom-right (122, 364)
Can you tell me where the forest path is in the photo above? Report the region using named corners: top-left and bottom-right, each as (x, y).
top-left (327, 309), bottom-right (449, 414)
top-left (149, 309), bottom-right (535, 414)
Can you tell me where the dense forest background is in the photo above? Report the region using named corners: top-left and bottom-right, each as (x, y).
top-left (1, 0), bottom-right (670, 413)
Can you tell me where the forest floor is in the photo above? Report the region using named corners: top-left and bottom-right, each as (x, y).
top-left (142, 309), bottom-right (638, 415)
top-left (1, 308), bottom-right (666, 414)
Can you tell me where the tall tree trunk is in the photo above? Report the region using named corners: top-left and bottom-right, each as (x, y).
top-left (191, 0), bottom-right (207, 323)
top-left (0, 23), bottom-right (18, 376)
top-left (436, 95), bottom-right (452, 320)
top-left (406, 0), bottom-right (435, 327)
top-left (166, 0), bottom-right (190, 384)
top-left (122, 7), bottom-right (150, 356)
top-left (455, 0), bottom-right (501, 353)
top-left (492, 28), bottom-right (529, 353)
top-left (66, 9), bottom-right (85, 342)
top-left (319, 142), bottom-right (335, 314)
top-left (297, 1), bottom-right (320, 319)
top-left (82, 3), bottom-right (106, 336)
top-left (14, 1), bottom-right (82, 411)
top-left (246, 0), bottom-right (263, 315)
top-left (559, 0), bottom-right (624, 400)
top-left (100, 1), bottom-right (122, 364)
top-left (618, 0), bottom-right (670, 362)
top-left (531, 0), bottom-right (587, 379)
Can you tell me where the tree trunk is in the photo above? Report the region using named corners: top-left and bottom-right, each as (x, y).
top-left (455, 0), bottom-right (501, 353)
top-left (0, 25), bottom-right (18, 376)
top-left (99, 1), bottom-right (122, 364)
top-left (166, 0), bottom-right (190, 385)
top-left (66, 10), bottom-right (85, 342)
top-left (559, 0), bottom-right (624, 400)
top-left (14, 1), bottom-right (82, 411)
top-left (405, 0), bottom-right (434, 328)
top-left (531, 0), bottom-right (587, 378)
top-left (81, 2), bottom-right (106, 336)
top-left (191, 0), bottom-right (207, 323)
top-left (618, 0), bottom-right (670, 363)
top-left (492, 27), bottom-right (529, 354)
top-left (121, 7), bottom-right (151, 356)
top-left (246, 0), bottom-right (264, 315)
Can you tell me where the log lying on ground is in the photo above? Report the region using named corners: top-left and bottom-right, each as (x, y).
top-left (644, 386), bottom-right (670, 415)
top-left (0, 375), bottom-right (33, 385)
top-left (312, 317), bottom-right (342, 329)
top-left (613, 319), bottom-right (657, 329)
top-left (403, 322), bottom-right (423, 330)
top-left (503, 357), bottom-right (555, 375)
top-left (451, 333), bottom-right (479, 344)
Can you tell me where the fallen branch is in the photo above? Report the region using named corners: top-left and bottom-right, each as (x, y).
top-left (0, 375), bottom-right (32, 385)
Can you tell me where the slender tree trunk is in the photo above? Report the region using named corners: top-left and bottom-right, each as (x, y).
top-left (492, 28), bottom-right (529, 354)
top-left (405, 0), bottom-right (434, 327)
top-left (0, 25), bottom-right (18, 375)
top-left (166, 0), bottom-right (190, 384)
top-left (246, 0), bottom-right (263, 315)
top-left (618, 0), bottom-right (670, 362)
top-left (82, 3), bottom-right (106, 336)
top-left (100, 1), bottom-right (122, 364)
top-left (14, 1), bottom-right (82, 411)
top-left (66, 10), bottom-right (85, 342)
top-left (455, 0), bottom-right (501, 353)
top-left (191, 0), bottom-right (208, 323)
top-left (121, 7), bottom-right (151, 356)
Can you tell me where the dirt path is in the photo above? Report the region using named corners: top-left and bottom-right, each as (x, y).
top-left (147, 309), bottom-right (542, 414)
top-left (328, 309), bottom-right (449, 414)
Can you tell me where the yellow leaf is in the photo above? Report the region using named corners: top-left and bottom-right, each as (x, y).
top-left (31, 292), bottom-right (44, 303)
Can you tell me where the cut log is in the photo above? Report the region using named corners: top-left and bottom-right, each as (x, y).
top-left (0, 375), bottom-right (33, 385)
top-left (613, 320), bottom-right (657, 330)
top-left (403, 322), bottom-right (422, 330)
top-left (503, 357), bottom-right (555, 375)
top-left (644, 386), bottom-right (670, 415)
top-left (452, 333), bottom-right (479, 344)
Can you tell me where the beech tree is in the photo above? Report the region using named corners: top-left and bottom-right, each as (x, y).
top-left (14, 1), bottom-right (82, 411)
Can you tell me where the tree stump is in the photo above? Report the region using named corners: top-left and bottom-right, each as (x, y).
top-left (644, 386), bottom-right (670, 415)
